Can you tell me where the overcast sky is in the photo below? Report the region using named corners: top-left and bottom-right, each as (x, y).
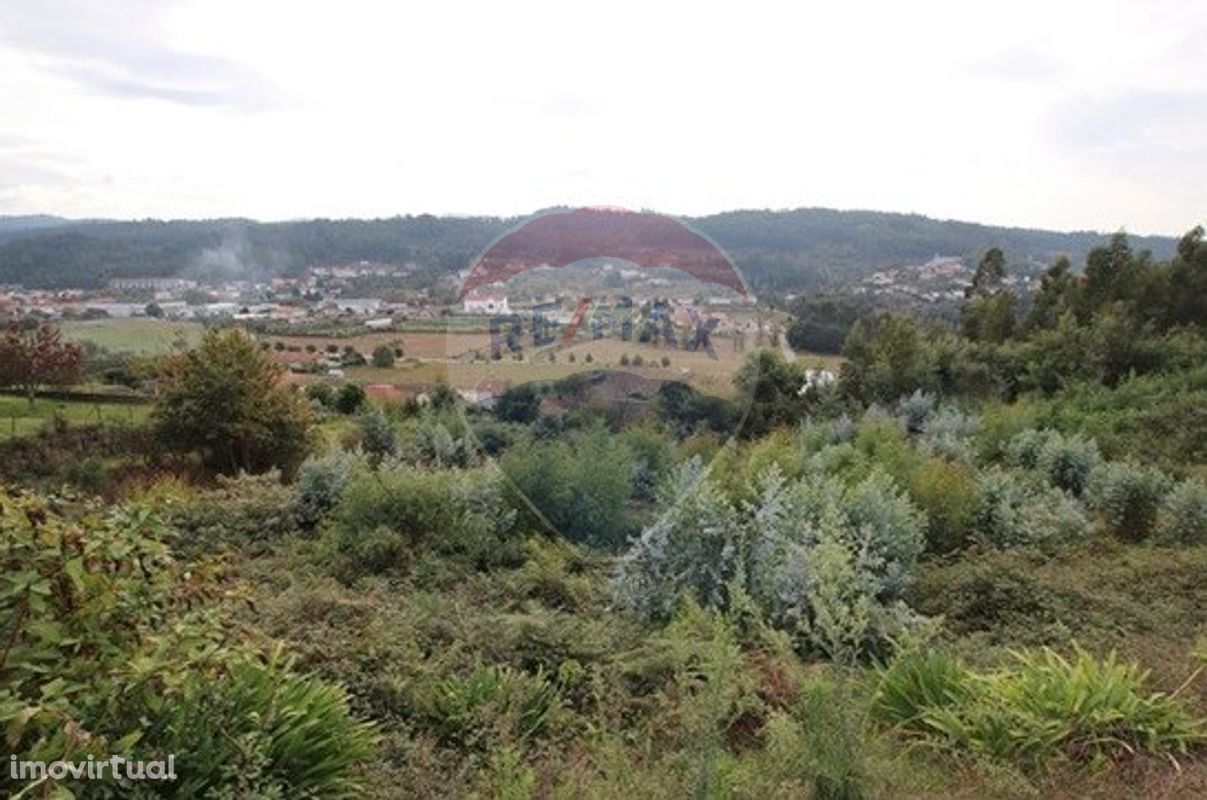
top-left (0, 0), bottom-right (1204, 234)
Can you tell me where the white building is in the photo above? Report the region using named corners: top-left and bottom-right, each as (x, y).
top-left (108, 277), bottom-right (198, 293)
top-left (463, 292), bottom-right (510, 315)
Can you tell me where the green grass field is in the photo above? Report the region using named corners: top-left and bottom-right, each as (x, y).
top-left (60, 318), bottom-right (204, 355)
top-left (0, 395), bottom-right (150, 441)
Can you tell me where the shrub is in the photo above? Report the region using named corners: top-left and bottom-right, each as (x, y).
top-left (871, 648), bottom-right (973, 730)
top-left (975, 467), bottom-right (1091, 549)
top-left (842, 470), bottom-right (927, 598)
top-left (423, 665), bottom-right (562, 752)
top-left (501, 427), bottom-right (635, 549)
top-left (324, 465), bottom-right (517, 575)
top-left (617, 463), bottom-right (924, 660)
top-left (797, 415), bottom-right (856, 454)
top-left (495, 384), bottom-right (541, 424)
top-left (896, 389), bottom-right (936, 434)
top-left (873, 647), bottom-right (1205, 767)
top-left (145, 652), bottom-right (379, 798)
top-left (1036, 431), bottom-right (1101, 496)
top-left (470, 419), bottom-right (521, 456)
top-left (306, 382), bottom-right (335, 409)
top-left (754, 683), bottom-right (869, 800)
top-left (612, 459), bottom-right (743, 621)
top-left (1004, 428), bottom-right (1050, 470)
top-left (850, 417), bottom-right (922, 487)
top-left (1007, 429), bottom-right (1102, 496)
top-left (1155, 479), bottom-right (1207, 545)
top-left (297, 450), bottom-right (361, 525)
top-left (975, 400), bottom-right (1039, 462)
top-left (0, 491), bottom-right (374, 798)
top-left (405, 417), bottom-right (476, 468)
top-left (909, 457), bottom-right (980, 553)
top-left (371, 344), bottom-right (396, 368)
top-left (335, 382), bottom-right (366, 414)
top-left (918, 406), bottom-right (979, 462)
top-left (358, 405), bottom-right (397, 460)
top-left (1087, 461), bottom-right (1173, 540)
top-left (152, 329), bottom-right (315, 476)
top-left (620, 424), bottom-right (675, 502)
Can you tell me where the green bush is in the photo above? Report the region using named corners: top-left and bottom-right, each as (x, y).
top-left (335, 382), bottom-right (366, 414)
top-left (306, 382), bottom-right (335, 409)
top-left (371, 344), bottom-right (396, 368)
top-left (423, 664), bottom-right (562, 752)
top-left (324, 464), bottom-right (518, 575)
top-left (357, 405), bottom-right (397, 460)
top-left (616, 463), bottom-right (924, 661)
top-left (1087, 461), bottom-right (1173, 540)
top-left (0, 491), bottom-right (374, 798)
top-left (975, 467), bottom-right (1091, 549)
top-left (756, 684), bottom-right (869, 800)
top-left (873, 647), bottom-right (1205, 767)
top-left (501, 426), bottom-right (635, 549)
top-left (974, 400), bottom-right (1039, 463)
top-left (918, 406), bottom-right (979, 462)
top-left (620, 424), bottom-right (675, 502)
top-left (402, 416), bottom-right (477, 468)
top-left (896, 389), bottom-right (936, 434)
top-left (495, 384), bottom-right (541, 424)
top-left (1155, 479), bottom-right (1207, 546)
top-left (871, 648), bottom-right (974, 729)
top-left (1006, 429), bottom-right (1101, 497)
top-left (152, 329), bottom-right (315, 476)
top-left (908, 457), bottom-right (980, 553)
top-left (1004, 428), bottom-right (1050, 470)
top-left (850, 417), bottom-right (922, 488)
top-left (143, 651), bottom-right (378, 798)
top-left (612, 459), bottom-right (742, 621)
top-left (297, 450), bottom-right (361, 526)
top-left (1036, 431), bottom-right (1101, 497)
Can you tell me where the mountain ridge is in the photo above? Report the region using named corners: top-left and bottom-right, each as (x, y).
top-left (0, 208), bottom-right (1182, 291)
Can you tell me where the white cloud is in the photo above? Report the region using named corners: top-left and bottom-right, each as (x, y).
top-left (0, 0), bottom-right (1204, 234)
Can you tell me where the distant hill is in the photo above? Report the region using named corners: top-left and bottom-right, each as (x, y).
top-left (0, 209), bottom-right (1181, 291)
top-left (0, 215), bottom-right (72, 237)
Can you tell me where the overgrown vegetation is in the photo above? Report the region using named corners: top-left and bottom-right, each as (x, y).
top-left (1, 225), bottom-right (1204, 797)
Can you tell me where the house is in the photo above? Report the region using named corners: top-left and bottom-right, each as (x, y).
top-left (463, 292), bottom-right (510, 315)
top-left (108, 277), bottom-right (198, 293)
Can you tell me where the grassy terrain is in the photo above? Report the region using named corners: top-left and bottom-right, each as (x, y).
top-left (60, 318), bottom-right (204, 354)
top-left (0, 394), bottom-right (150, 441)
top-left (233, 528), bottom-right (1206, 800)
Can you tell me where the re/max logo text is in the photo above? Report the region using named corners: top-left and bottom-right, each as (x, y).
top-left (489, 297), bottom-right (719, 360)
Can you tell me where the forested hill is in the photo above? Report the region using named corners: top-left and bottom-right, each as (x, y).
top-left (0, 208), bottom-right (1179, 291)
top-left (0, 214), bottom-right (72, 236)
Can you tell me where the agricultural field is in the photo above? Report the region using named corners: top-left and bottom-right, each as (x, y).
top-left (0, 393), bottom-right (149, 441)
top-left (60, 318), bottom-right (204, 354)
top-left (263, 330), bottom-right (490, 359)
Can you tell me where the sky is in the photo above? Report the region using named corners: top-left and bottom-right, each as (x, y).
top-left (0, 0), bottom-right (1204, 235)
